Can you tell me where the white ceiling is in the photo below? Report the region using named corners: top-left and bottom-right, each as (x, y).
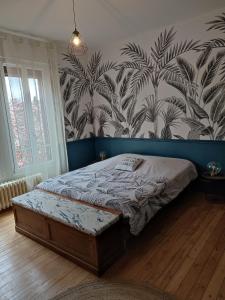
top-left (0, 0), bottom-right (224, 48)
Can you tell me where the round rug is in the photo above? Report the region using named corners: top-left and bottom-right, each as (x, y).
top-left (51, 281), bottom-right (174, 300)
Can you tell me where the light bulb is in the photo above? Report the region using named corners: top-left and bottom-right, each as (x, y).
top-left (72, 35), bottom-right (81, 46)
top-left (71, 28), bottom-right (81, 46)
top-left (68, 27), bottom-right (88, 55)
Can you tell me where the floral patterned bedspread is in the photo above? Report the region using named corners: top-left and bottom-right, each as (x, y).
top-left (37, 154), bottom-right (197, 235)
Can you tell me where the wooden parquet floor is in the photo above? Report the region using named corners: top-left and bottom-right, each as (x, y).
top-left (0, 191), bottom-right (225, 300)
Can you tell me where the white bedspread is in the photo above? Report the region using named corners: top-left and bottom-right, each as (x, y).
top-left (37, 154), bottom-right (197, 235)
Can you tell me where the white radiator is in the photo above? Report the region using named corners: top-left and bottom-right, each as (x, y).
top-left (0, 174), bottom-right (42, 211)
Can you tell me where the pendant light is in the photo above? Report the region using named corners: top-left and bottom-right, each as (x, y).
top-left (68, 0), bottom-right (88, 56)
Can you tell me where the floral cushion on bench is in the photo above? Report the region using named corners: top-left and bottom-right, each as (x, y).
top-left (12, 189), bottom-right (120, 236)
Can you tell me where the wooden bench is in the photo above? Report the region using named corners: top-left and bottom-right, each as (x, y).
top-left (12, 190), bottom-right (125, 276)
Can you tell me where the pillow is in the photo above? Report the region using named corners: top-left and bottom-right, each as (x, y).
top-left (115, 157), bottom-right (143, 172)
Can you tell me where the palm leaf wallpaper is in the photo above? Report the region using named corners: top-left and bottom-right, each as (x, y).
top-left (60, 10), bottom-right (225, 141)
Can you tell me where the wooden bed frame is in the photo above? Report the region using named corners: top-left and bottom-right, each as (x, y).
top-left (13, 204), bottom-right (126, 276)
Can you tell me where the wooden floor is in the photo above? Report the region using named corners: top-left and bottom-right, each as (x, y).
top-left (1, 191), bottom-right (225, 300)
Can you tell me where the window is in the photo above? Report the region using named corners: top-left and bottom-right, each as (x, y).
top-left (0, 32), bottom-right (68, 183)
top-left (0, 62), bottom-right (56, 180)
top-left (4, 66), bottom-right (52, 170)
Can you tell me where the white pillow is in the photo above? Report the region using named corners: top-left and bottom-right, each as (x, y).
top-left (115, 157), bottom-right (143, 172)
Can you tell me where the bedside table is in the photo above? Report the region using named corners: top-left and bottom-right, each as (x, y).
top-left (199, 173), bottom-right (225, 200)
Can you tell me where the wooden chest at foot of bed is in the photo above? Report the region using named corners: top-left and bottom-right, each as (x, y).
top-left (12, 190), bottom-right (125, 276)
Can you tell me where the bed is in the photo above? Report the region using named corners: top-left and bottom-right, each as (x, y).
top-left (37, 153), bottom-right (198, 235)
top-left (12, 154), bottom-right (197, 274)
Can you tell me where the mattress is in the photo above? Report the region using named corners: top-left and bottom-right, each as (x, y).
top-left (37, 154), bottom-right (197, 235)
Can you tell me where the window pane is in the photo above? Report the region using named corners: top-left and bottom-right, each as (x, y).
top-left (27, 70), bottom-right (52, 162)
top-left (3, 66), bottom-right (53, 171)
top-left (4, 67), bottom-right (33, 168)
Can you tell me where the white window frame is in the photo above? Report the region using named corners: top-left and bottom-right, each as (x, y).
top-left (0, 59), bottom-right (58, 179)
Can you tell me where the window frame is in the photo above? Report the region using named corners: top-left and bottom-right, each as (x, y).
top-left (0, 59), bottom-right (57, 180)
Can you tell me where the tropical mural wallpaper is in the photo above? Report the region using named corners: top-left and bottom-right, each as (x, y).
top-left (60, 11), bottom-right (225, 141)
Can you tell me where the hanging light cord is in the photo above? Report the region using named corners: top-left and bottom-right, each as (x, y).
top-left (69, 0), bottom-right (88, 54)
top-left (72, 0), bottom-right (77, 29)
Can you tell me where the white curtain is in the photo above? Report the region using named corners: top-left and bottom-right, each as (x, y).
top-left (0, 31), bottom-right (68, 181)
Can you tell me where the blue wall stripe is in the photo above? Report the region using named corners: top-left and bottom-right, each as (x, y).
top-left (95, 138), bottom-right (225, 172)
top-left (66, 138), bottom-right (95, 171)
top-left (67, 137), bottom-right (225, 173)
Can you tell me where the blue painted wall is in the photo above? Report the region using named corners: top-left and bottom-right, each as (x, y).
top-left (66, 138), bottom-right (95, 171)
top-left (67, 137), bottom-right (225, 173)
top-left (94, 138), bottom-right (225, 172)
